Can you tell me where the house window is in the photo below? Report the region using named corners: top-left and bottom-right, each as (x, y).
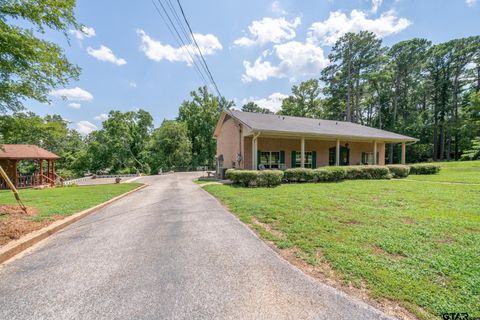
top-left (260, 151), bottom-right (280, 169)
top-left (295, 151), bottom-right (313, 168)
top-left (361, 152), bottom-right (379, 165)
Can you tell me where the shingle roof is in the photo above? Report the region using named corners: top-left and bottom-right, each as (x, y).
top-left (0, 144), bottom-right (60, 160)
top-left (226, 110), bottom-right (417, 142)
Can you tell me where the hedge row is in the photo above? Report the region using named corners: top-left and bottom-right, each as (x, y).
top-left (409, 163), bottom-right (441, 175)
top-left (226, 163), bottom-right (439, 187)
top-left (386, 165), bottom-right (410, 178)
top-left (225, 169), bottom-right (283, 187)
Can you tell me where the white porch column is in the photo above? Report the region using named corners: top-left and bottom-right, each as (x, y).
top-left (252, 136), bottom-right (256, 170)
top-left (373, 141), bottom-right (377, 165)
top-left (401, 142), bottom-right (406, 164)
top-left (335, 139), bottom-right (340, 166)
top-left (252, 133), bottom-right (260, 170)
top-left (301, 136), bottom-right (305, 168)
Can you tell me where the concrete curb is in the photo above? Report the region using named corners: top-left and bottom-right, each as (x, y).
top-left (0, 184), bottom-right (147, 264)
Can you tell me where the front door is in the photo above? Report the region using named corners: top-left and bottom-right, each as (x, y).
top-left (329, 146), bottom-right (350, 166)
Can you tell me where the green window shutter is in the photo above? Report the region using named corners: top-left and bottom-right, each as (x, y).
top-left (312, 151), bottom-right (317, 168)
top-left (361, 152), bottom-right (366, 164)
top-left (257, 150), bottom-right (261, 169)
top-left (280, 151), bottom-right (285, 165)
top-left (291, 151), bottom-right (296, 168)
top-left (376, 152), bottom-right (379, 165)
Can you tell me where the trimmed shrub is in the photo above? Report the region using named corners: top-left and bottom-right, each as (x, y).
top-left (226, 169), bottom-right (259, 187)
top-left (344, 166), bottom-right (390, 180)
top-left (284, 168), bottom-right (316, 182)
top-left (386, 165), bottom-right (410, 178)
top-left (226, 169), bottom-right (283, 187)
top-left (324, 166), bottom-right (347, 181)
top-left (343, 166), bottom-right (363, 180)
top-left (409, 163), bottom-right (441, 175)
top-left (257, 170), bottom-right (284, 187)
top-left (313, 168), bottom-right (329, 182)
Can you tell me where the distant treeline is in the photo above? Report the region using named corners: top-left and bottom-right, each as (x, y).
top-left (1, 33), bottom-right (479, 178)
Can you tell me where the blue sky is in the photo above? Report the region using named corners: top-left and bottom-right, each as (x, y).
top-left (24, 0), bottom-right (480, 134)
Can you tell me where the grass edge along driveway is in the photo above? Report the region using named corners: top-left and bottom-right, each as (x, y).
top-left (204, 162), bottom-right (480, 320)
top-left (0, 183), bottom-right (142, 221)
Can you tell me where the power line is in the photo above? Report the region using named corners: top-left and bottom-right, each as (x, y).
top-left (175, 0), bottom-right (223, 98)
top-left (162, 0), bottom-right (214, 87)
top-left (151, 0), bottom-right (210, 87)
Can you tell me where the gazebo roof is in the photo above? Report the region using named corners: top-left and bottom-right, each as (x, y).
top-left (0, 144), bottom-right (60, 160)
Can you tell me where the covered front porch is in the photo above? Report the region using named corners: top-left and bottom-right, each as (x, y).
top-left (242, 135), bottom-right (407, 170)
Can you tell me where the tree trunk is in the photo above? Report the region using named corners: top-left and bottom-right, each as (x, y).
top-left (446, 128), bottom-right (452, 160)
top-left (346, 59), bottom-right (352, 122)
top-left (477, 64), bottom-right (480, 91)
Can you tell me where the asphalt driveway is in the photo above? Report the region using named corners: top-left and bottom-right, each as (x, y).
top-left (0, 173), bottom-right (393, 319)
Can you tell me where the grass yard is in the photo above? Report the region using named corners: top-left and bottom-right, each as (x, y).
top-left (407, 160), bottom-right (480, 184)
top-left (204, 161), bottom-right (480, 320)
top-left (0, 183), bottom-right (142, 221)
top-left (0, 183), bottom-right (142, 246)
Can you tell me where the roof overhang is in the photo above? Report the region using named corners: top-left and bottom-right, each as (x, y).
top-left (214, 110), bottom-right (418, 143)
top-left (244, 129), bottom-right (418, 143)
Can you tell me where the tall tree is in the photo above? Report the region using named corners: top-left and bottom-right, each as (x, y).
top-left (148, 120), bottom-right (192, 172)
top-left (178, 86), bottom-right (228, 168)
top-left (92, 110), bottom-right (153, 173)
top-left (278, 79), bottom-right (323, 118)
top-left (384, 38), bottom-right (431, 162)
top-left (0, 0), bottom-right (81, 112)
top-left (241, 102), bottom-right (273, 114)
top-left (321, 31), bottom-right (384, 123)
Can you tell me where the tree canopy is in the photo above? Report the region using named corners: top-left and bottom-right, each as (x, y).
top-left (241, 102), bottom-right (273, 114)
top-left (0, 0), bottom-right (81, 113)
top-left (1, 27), bottom-right (479, 177)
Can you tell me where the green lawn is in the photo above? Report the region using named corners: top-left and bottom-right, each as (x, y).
top-left (204, 161), bottom-right (480, 320)
top-left (407, 160), bottom-right (480, 184)
top-left (0, 183), bottom-right (142, 221)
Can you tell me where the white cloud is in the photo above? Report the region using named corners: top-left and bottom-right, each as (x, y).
top-left (87, 45), bottom-right (127, 66)
top-left (241, 92), bottom-right (289, 112)
top-left (371, 0), bottom-right (383, 13)
top-left (270, 1), bottom-right (286, 15)
top-left (70, 26), bottom-right (96, 40)
top-left (68, 103), bottom-right (81, 109)
top-left (242, 41), bottom-right (328, 82)
top-left (129, 80), bottom-right (137, 88)
top-left (137, 29), bottom-right (222, 65)
top-left (50, 87), bottom-right (94, 101)
top-left (94, 113), bottom-right (109, 121)
top-left (466, 0), bottom-right (477, 6)
top-left (234, 17), bottom-right (301, 47)
top-left (308, 9), bottom-right (411, 46)
top-left (75, 121), bottom-right (97, 135)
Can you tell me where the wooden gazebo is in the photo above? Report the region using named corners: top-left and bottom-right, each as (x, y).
top-left (0, 144), bottom-right (60, 189)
